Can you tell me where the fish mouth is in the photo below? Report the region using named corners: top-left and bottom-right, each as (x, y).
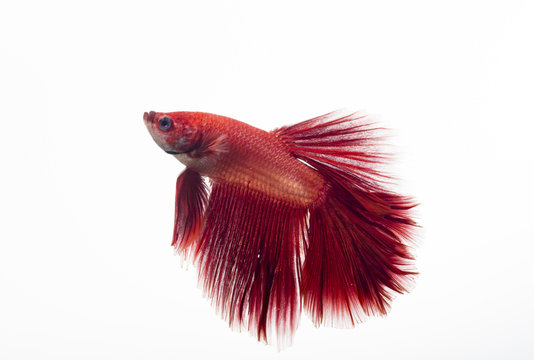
top-left (165, 147), bottom-right (197, 155)
top-left (143, 111), bottom-right (156, 124)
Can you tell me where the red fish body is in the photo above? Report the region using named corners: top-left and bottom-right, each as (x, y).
top-left (144, 110), bottom-right (416, 346)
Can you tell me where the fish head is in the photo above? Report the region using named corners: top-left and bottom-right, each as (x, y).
top-left (143, 111), bottom-right (201, 155)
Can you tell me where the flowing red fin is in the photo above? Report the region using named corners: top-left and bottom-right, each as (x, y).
top-left (273, 111), bottom-right (389, 184)
top-left (172, 168), bottom-right (209, 258)
top-left (273, 111), bottom-right (417, 327)
top-left (192, 183), bottom-right (307, 347)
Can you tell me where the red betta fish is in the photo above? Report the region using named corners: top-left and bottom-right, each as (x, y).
top-left (143, 110), bottom-right (416, 347)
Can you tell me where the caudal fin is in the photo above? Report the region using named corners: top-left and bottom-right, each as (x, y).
top-left (273, 111), bottom-right (417, 327)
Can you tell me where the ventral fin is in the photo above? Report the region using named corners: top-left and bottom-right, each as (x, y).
top-left (172, 168), bottom-right (209, 258)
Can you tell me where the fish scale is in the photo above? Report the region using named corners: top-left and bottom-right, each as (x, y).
top-left (198, 116), bottom-right (326, 207)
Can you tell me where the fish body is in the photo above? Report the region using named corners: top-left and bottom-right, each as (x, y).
top-left (145, 111), bottom-right (325, 206)
top-left (144, 110), bottom-right (416, 347)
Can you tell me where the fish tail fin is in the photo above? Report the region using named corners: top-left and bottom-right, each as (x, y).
top-left (273, 111), bottom-right (417, 326)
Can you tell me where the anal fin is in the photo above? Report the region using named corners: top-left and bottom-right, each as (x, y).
top-left (193, 182), bottom-right (307, 347)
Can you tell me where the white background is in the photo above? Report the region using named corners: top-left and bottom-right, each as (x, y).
top-left (1, 1), bottom-right (533, 359)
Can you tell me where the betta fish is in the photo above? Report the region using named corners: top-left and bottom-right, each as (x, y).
top-left (143, 110), bottom-right (416, 347)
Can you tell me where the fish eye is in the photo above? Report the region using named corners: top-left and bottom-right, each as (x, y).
top-left (158, 116), bottom-right (172, 130)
